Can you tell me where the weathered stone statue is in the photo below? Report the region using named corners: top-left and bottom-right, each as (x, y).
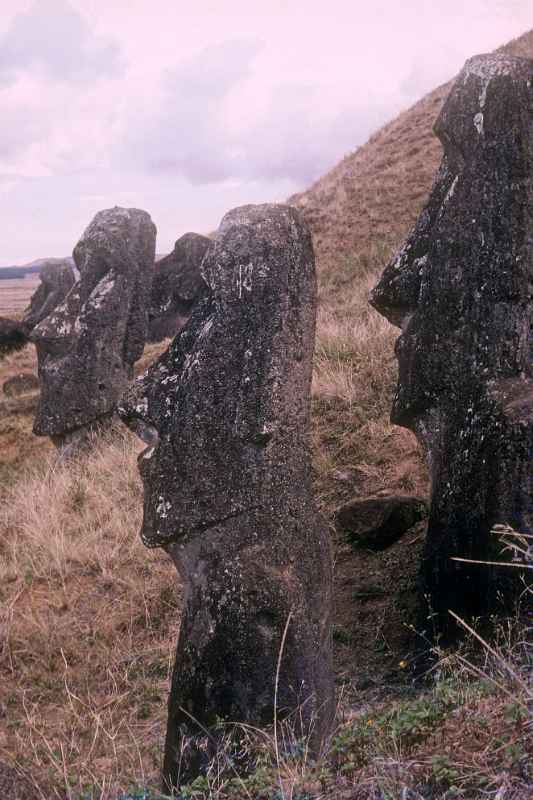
top-left (148, 232), bottom-right (210, 342)
top-left (31, 206), bottom-right (156, 451)
top-left (119, 203), bottom-right (334, 791)
top-left (22, 260), bottom-right (75, 333)
top-left (370, 53), bottom-right (533, 638)
top-left (0, 261), bottom-right (75, 360)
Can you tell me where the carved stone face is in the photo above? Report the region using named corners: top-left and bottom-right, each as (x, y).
top-left (370, 54), bottom-right (533, 635)
top-left (22, 261), bottom-right (75, 333)
top-left (31, 207), bottom-right (156, 437)
top-left (118, 204), bottom-right (317, 549)
top-left (370, 54), bottom-right (533, 436)
top-left (148, 232), bottom-right (211, 342)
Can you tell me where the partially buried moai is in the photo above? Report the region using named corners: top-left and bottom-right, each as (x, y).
top-left (119, 203), bottom-right (334, 791)
top-left (31, 207), bottom-right (156, 452)
top-left (0, 261), bottom-right (75, 359)
top-left (370, 53), bottom-right (533, 638)
top-left (22, 260), bottom-right (76, 333)
top-left (148, 232), bottom-right (211, 342)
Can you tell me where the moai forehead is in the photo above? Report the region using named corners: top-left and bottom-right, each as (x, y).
top-left (119, 203), bottom-right (317, 547)
top-left (73, 207), bottom-right (157, 300)
top-left (370, 53), bottom-right (533, 430)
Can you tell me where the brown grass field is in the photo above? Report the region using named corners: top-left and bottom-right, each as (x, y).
top-left (0, 277), bottom-right (40, 316)
top-left (0, 30), bottom-right (532, 800)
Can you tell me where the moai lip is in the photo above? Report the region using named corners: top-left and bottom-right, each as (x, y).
top-left (31, 206), bottom-right (156, 451)
top-left (119, 203), bottom-right (334, 792)
top-left (370, 53), bottom-right (533, 639)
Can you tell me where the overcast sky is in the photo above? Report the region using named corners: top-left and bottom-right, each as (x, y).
top-left (1, 0), bottom-right (531, 264)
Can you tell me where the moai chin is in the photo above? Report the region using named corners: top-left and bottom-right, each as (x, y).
top-left (22, 260), bottom-right (76, 333)
top-left (370, 53), bottom-right (533, 638)
top-left (119, 203), bottom-right (334, 791)
top-left (31, 207), bottom-right (156, 453)
top-left (148, 232), bottom-right (211, 342)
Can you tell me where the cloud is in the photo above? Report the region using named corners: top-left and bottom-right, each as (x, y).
top-left (120, 38), bottom-right (394, 187)
top-left (0, 104), bottom-right (45, 160)
top-left (123, 39), bottom-right (262, 184)
top-left (0, 0), bottom-right (122, 87)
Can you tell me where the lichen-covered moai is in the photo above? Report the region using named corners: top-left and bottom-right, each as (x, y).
top-left (147, 232), bottom-right (211, 342)
top-left (22, 260), bottom-right (76, 333)
top-left (119, 203), bottom-right (334, 791)
top-left (370, 53), bottom-right (533, 638)
top-left (31, 207), bottom-right (156, 451)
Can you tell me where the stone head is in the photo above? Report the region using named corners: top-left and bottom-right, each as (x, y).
top-left (119, 203), bottom-right (317, 548)
top-left (148, 232), bottom-right (211, 342)
top-left (22, 260), bottom-right (75, 333)
top-left (370, 54), bottom-right (533, 437)
top-left (31, 207), bottom-right (156, 437)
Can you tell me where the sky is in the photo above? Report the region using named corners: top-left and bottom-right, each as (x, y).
top-left (1, 0), bottom-right (531, 265)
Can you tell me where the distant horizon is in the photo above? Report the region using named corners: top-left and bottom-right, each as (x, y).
top-left (0, 251), bottom-right (170, 268)
top-left (1, 0), bottom-right (531, 265)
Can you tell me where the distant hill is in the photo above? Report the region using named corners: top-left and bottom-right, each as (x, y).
top-left (290, 29), bottom-right (533, 273)
top-left (0, 257), bottom-right (75, 281)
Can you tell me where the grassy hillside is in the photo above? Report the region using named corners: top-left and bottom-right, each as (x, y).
top-left (290, 29), bottom-right (533, 274)
top-left (0, 31), bottom-right (532, 800)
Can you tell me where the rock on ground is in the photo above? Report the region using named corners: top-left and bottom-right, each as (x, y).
top-left (336, 496), bottom-right (427, 551)
top-left (0, 318), bottom-right (28, 360)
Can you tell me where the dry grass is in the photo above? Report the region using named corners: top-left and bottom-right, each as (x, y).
top-left (0, 429), bottom-right (180, 797)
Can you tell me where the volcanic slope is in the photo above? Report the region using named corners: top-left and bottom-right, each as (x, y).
top-left (290, 30), bottom-right (533, 273)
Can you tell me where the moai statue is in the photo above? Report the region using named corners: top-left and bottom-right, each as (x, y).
top-left (22, 260), bottom-right (76, 333)
top-left (0, 261), bottom-right (75, 360)
top-left (370, 53), bottom-right (533, 638)
top-left (119, 204), bottom-right (334, 791)
top-left (31, 207), bottom-right (156, 452)
top-left (148, 232), bottom-right (211, 342)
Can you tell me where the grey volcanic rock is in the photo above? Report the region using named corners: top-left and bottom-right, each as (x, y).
top-left (336, 496), bottom-right (427, 551)
top-left (0, 317), bottom-right (27, 359)
top-left (22, 260), bottom-right (75, 332)
top-left (31, 207), bottom-right (156, 448)
top-left (119, 203), bottom-right (334, 791)
top-left (370, 53), bottom-right (533, 637)
top-left (148, 232), bottom-right (210, 342)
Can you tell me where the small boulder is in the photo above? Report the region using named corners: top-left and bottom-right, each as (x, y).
top-left (0, 317), bottom-right (28, 359)
top-left (336, 496), bottom-right (428, 551)
top-left (3, 373), bottom-right (39, 397)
